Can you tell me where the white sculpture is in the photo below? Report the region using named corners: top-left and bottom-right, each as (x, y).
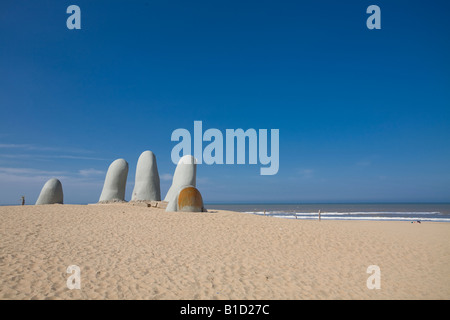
top-left (99, 159), bottom-right (129, 202)
top-left (131, 151), bottom-right (161, 201)
top-left (164, 155), bottom-right (196, 202)
top-left (35, 178), bottom-right (64, 205)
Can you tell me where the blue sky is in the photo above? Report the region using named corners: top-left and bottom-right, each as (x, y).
top-left (1, 0), bottom-right (449, 204)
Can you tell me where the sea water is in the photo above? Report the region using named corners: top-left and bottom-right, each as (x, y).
top-left (209, 203), bottom-right (450, 222)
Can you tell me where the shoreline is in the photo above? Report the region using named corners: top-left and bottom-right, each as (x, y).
top-left (2, 202), bottom-right (450, 222)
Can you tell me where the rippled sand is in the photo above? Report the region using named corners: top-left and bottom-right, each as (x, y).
top-left (0, 204), bottom-right (449, 299)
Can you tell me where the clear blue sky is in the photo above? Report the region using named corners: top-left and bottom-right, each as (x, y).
top-left (1, 0), bottom-right (449, 204)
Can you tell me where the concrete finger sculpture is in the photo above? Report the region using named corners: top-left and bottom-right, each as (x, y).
top-left (166, 185), bottom-right (206, 212)
top-left (35, 178), bottom-right (64, 205)
top-left (99, 158), bottom-right (129, 203)
top-left (164, 155), bottom-right (196, 202)
top-left (131, 150), bottom-right (161, 201)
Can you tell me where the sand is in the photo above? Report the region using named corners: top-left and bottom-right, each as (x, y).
top-left (0, 204), bottom-right (449, 300)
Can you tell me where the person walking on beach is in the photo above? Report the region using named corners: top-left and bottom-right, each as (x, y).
top-left (21, 196), bottom-right (25, 206)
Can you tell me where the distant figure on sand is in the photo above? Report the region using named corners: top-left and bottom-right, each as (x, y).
top-left (21, 196), bottom-right (25, 206)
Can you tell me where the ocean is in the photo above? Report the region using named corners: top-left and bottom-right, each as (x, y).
top-left (208, 203), bottom-right (450, 222)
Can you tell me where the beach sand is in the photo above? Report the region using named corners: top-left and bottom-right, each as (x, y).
top-left (0, 204), bottom-right (449, 300)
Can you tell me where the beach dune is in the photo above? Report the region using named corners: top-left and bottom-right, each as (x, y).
top-left (0, 204), bottom-right (449, 300)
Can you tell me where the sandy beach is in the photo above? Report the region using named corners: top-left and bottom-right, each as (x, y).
top-left (0, 204), bottom-right (449, 300)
